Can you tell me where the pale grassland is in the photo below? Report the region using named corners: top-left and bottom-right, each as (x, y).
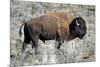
top-left (10, 0), bottom-right (95, 66)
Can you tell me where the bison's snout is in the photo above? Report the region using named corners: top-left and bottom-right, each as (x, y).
top-left (78, 33), bottom-right (86, 39)
top-left (79, 28), bottom-right (87, 39)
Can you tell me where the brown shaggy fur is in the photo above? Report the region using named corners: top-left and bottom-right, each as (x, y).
top-left (48, 12), bottom-right (75, 39)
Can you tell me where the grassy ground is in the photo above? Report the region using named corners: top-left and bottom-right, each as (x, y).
top-left (10, 0), bottom-right (95, 67)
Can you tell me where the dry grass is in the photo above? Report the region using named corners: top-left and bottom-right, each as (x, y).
top-left (10, 0), bottom-right (95, 66)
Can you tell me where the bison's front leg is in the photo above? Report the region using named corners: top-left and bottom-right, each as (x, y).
top-left (56, 36), bottom-right (64, 49)
top-left (57, 40), bottom-right (64, 49)
top-left (57, 42), bottom-right (62, 49)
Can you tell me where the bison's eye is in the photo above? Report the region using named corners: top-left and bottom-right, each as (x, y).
top-left (76, 20), bottom-right (80, 26)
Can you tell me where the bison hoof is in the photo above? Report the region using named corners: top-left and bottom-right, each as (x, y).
top-left (57, 46), bottom-right (61, 49)
top-left (34, 50), bottom-right (39, 55)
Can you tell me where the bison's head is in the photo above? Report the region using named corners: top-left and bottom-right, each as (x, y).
top-left (69, 17), bottom-right (87, 39)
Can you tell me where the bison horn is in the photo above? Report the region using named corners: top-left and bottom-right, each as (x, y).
top-left (76, 19), bottom-right (80, 26)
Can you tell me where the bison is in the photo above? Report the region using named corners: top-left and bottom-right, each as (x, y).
top-left (19, 12), bottom-right (87, 53)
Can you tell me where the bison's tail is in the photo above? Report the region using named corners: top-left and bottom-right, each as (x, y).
top-left (19, 23), bottom-right (25, 36)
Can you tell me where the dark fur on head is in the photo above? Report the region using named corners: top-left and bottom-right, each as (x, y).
top-left (69, 17), bottom-right (87, 40)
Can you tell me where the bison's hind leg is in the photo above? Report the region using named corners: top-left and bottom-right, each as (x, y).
top-left (22, 42), bottom-right (27, 53)
top-left (30, 35), bottom-right (39, 54)
top-left (22, 24), bottom-right (31, 53)
top-left (22, 37), bottom-right (31, 53)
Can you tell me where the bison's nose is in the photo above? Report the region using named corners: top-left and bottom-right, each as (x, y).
top-left (79, 34), bottom-right (85, 39)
